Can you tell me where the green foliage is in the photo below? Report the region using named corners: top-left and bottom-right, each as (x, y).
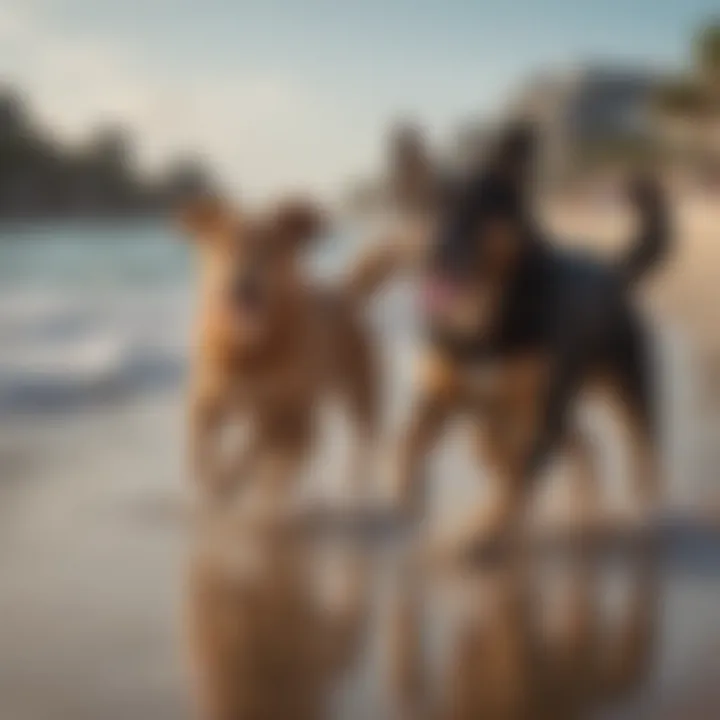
top-left (694, 20), bottom-right (720, 80)
top-left (654, 80), bottom-right (711, 116)
top-left (0, 88), bottom-right (213, 218)
top-left (654, 19), bottom-right (720, 120)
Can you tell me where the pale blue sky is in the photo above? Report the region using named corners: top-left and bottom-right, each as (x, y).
top-left (1, 0), bottom-right (717, 197)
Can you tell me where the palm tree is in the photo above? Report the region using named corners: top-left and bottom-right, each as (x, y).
top-left (655, 19), bottom-right (720, 109)
top-left (694, 22), bottom-right (720, 93)
top-left (654, 20), bottom-right (720, 180)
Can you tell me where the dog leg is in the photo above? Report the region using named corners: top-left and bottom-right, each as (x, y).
top-left (627, 416), bottom-right (660, 522)
top-left (215, 426), bottom-right (263, 499)
top-left (600, 310), bottom-right (660, 534)
top-left (435, 354), bottom-right (554, 559)
top-left (563, 426), bottom-right (604, 541)
top-left (447, 356), bottom-right (555, 556)
top-left (393, 392), bottom-right (451, 521)
top-left (245, 417), bottom-right (314, 530)
top-left (393, 351), bottom-right (459, 520)
top-left (436, 422), bottom-right (528, 558)
top-left (343, 328), bottom-right (381, 504)
top-left (611, 396), bottom-right (660, 535)
top-left (189, 393), bottom-right (232, 500)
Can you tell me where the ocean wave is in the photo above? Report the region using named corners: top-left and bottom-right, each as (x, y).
top-left (0, 332), bottom-right (187, 415)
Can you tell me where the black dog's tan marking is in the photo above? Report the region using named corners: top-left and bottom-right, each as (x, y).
top-left (379, 125), bottom-right (670, 549)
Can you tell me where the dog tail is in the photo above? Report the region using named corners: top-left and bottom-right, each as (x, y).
top-left (618, 175), bottom-right (671, 285)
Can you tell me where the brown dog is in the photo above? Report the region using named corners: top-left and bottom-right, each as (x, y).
top-left (180, 196), bottom-right (380, 513)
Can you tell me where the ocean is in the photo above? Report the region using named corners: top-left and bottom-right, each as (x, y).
top-left (0, 222), bottom-right (192, 414)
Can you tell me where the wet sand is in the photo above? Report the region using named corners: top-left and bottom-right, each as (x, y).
top-left (1, 396), bottom-right (720, 719)
top-left (0, 400), bottom-right (192, 720)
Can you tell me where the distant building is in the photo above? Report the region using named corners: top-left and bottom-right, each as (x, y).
top-left (447, 67), bottom-right (662, 184)
top-left (507, 66), bottom-right (662, 182)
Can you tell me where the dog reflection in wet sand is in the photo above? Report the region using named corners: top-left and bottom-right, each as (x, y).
top-left (186, 514), bottom-right (367, 720)
top-left (179, 196), bottom-right (386, 522)
top-left (389, 550), bottom-right (658, 720)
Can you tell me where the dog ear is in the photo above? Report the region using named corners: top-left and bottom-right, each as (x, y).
top-left (388, 121), bottom-right (439, 211)
top-left (274, 198), bottom-right (327, 247)
top-left (177, 196), bottom-right (232, 241)
top-left (489, 122), bottom-right (538, 185)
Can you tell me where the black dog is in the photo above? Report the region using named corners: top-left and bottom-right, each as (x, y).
top-left (390, 124), bottom-right (670, 549)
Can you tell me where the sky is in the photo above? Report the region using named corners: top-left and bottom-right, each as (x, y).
top-left (1, 0), bottom-right (717, 200)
